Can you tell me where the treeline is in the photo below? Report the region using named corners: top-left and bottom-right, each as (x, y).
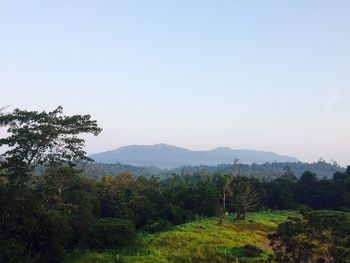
top-left (79, 160), bottom-right (344, 180)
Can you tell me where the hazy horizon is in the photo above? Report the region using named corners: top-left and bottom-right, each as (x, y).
top-left (1, 1), bottom-right (350, 165)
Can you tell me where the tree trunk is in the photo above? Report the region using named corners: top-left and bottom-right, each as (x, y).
top-left (242, 210), bottom-right (246, 220)
top-left (223, 192), bottom-right (226, 211)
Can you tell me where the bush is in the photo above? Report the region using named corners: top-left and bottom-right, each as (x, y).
top-left (93, 218), bottom-right (136, 249)
top-left (0, 189), bottom-right (71, 263)
top-left (269, 211), bottom-right (350, 263)
top-left (242, 244), bottom-right (264, 257)
top-left (296, 204), bottom-right (313, 214)
top-left (71, 251), bottom-right (125, 263)
top-left (143, 219), bottom-right (172, 233)
top-left (0, 236), bottom-right (27, 263)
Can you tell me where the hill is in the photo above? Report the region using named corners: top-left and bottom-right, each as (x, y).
top-left (89, 143), bottom-right (298, 168)
top-left (66, 211), bottom-right (297, 263)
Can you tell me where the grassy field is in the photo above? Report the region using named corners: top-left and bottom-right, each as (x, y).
top-left (66, 211), bottom-right (297, 263)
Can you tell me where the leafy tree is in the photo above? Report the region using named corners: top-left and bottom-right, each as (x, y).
top-left (0, 106), bottom-right (10, 126)
top-left (99, 173), bottom-right (135, 220)
top-left (0, 180), bottom-right (71, 263)
top-left (162, 204), bottom-right (184, 225)
top-left (283, 165), bottom-right (296, 179)
top-left (265, 175), bottom-right (296, 209)
top-left (0, 106), bottom-right (102, 262)
top-left (193, 180), bottom-right (220, 217)
top-left (0, 106), bottom-right (102, 178)
top-left (61, 172), bottom-right (100, 248)
top-left (296, 171), bottom-right (319, 208)
top-left (332, 166), bottom-right (350, 210)
top-left (269, 211), bottom-right (350, 263)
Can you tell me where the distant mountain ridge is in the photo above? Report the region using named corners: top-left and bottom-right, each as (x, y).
top-left (89, 143), bottom-right (298, 168)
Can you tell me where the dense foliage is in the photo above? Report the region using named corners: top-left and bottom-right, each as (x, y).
top-left (0, 107), bottom-right (102, 262)
top-left (79, 160), bottom-right (343, 180)
top-left (269, 210), bottom-right (350, 262)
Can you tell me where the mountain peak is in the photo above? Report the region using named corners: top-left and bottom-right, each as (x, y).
top-left (153, 143), bottom-right (177, 148)
top-left (211, 146), bottom-right (233, 151)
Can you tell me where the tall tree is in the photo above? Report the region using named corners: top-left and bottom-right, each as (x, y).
top-left (217, 174), bottom-right (232, 212)
top-left (0, 106), bottom-right (102, 179)
top-left (296, 171), bottom-right (319, 208)
top-left (232, 177), bottom-right (259, 220)
top-left (0, 106), bottom-right (102, 262)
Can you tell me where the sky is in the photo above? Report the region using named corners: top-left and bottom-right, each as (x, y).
top-left (1, 1), bottom-right (350, 165)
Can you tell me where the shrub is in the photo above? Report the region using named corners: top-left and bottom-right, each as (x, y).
top-left (0, 236), bottom-right (27, 263)
top-left (93, 218), bottom-right (135, 249)
top-left (242, 244), bottom-right (264, 257)
top-left (269, 211), bottom-right (350, 263)
top-left (143, 219), bottom-right (172, 233)
top-left (296, 204), bottom-right (313, 214)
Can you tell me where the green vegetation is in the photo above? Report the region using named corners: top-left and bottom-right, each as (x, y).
top-left (66, 211), bottom-right (297, 263)
top-left (80, 161), bottom-right (344, 180)
top-left (270, 210), bottom-right (350, 262)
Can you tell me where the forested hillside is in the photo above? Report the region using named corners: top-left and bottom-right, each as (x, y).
top-left (79, 160), bottom-right (344, 180)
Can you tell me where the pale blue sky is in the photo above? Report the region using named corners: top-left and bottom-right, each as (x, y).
top-left (1, 1), bottom-right (350, 165)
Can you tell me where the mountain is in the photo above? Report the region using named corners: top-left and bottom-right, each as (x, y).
top-left (89, 143), bottom-right (298, 168)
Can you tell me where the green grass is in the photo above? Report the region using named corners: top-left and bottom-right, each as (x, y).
top-left (65, 210), bottom-right (297, 263)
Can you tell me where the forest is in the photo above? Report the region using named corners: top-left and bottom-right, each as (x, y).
top-left (78, 159), bottom-right (343, 181)
top-left (1, 107), bottom-right (350, 263)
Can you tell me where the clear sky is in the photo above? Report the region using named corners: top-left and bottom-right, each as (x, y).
top-left (1, 1), bottom-right (350, 165)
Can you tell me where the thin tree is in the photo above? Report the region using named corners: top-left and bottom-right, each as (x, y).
top-left (232, 178), bottom-right (259, 220)
top-left (217, 174), bottom-right (232, 224)
top-left (219, 175), bottom-right (232, 212)
top-left (232, 158), bottom-right (239, 176)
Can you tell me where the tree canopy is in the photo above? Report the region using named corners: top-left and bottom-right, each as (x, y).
top-left (0, 106), bottom-right (102, 175)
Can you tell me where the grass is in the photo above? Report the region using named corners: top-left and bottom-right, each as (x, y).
top-left (65, 210), bottom-right (297, 263)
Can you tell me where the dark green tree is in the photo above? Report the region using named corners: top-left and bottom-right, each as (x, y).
top-left (265, 175), bottom-right (296, 209)
top-left (0, 106), bottom-right (102, 262)
top-left (269, 211), bottom-right (350, 263)
top-left (0, 106), bottom-right (102, 178)
top-left (296, 171), bottom-right (319, 208)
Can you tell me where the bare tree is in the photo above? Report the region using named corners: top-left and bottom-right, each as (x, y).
top-left (218, 175), bottom-right (232, 212)
top-left (232, 158), bottom-right (239, 176)
top-left (232, 179), bottom-right (259, 220)
top-left (217, 174), bottom-right (232, 224)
